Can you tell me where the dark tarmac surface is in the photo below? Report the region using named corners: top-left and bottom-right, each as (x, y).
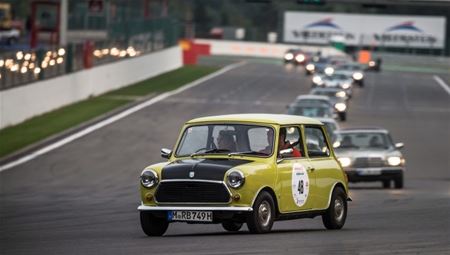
top-left (1, 58), bottom-right (449, 254)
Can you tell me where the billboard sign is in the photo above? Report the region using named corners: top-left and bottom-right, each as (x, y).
top-left (284, 11), bottom-right (446, 49)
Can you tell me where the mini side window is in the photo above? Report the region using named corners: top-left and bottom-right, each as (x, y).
top-left (305, 126), bottom-right (330, 158)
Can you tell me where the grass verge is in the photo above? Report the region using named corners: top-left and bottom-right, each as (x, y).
top-left (0, 65), bottom-right (219, 158)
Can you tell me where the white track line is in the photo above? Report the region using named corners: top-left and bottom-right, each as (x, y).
top-left (0, 62), bottom-right (246, 172)
top-left (433, 75), bottom-right (450, 96)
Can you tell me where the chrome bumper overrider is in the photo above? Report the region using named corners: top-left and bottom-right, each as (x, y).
top-left (138, 204), bottom-right (253, 212)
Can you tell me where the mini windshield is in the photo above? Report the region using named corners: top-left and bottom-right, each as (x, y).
top-left (334, 132), bottom-right (393, 149)
top-left (176, 124), bottom-right (274, 157)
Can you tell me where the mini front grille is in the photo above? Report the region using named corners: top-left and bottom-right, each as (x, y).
top-left (353, 157), bottom-right (385, 168)
top-left (155, 181), bottom-right (230, 203)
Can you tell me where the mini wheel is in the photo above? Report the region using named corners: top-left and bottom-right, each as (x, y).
top-left (322, 187), bottom-right (347, 230)
top-left (140, 211), bottom-right (169, 236)
top-left (222, 221), bottom-right (243, 232)
top-left (247, 191), bottom-right (275, 234)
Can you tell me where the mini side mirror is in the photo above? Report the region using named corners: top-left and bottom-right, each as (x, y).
top-left (161, 148), bottom-right (172, 159)
top-left (395, 143), bottom-right (404, 149)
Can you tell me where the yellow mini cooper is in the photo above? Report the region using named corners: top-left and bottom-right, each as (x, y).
top-left (138, 114), bottom-right (350, 236)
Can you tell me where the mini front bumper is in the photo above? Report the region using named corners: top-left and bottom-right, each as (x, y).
top-left (344, 168), bottom-right (403, 182)
top-left (138, 204), bottom-right (253, 212)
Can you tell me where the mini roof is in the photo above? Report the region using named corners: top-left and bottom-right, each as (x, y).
top-left (187, 114), bottom-right (323, 125)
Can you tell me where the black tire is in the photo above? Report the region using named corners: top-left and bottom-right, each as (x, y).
top-left (382, 180), bottom-right (391, 189)
top-left (322, 187), bottom-right (347, 230)
top-left (339, 112), bottom-right (347, 121)
top-left (140, 211), bottom-right (169, 236)
top-left (394, 177), bottom-right (403, 189)
top-left (222, 221), bottom-right (243, 232)
top-left (247, 191), bottom-right (275, 234)
top-left (359, 80), bottom-right (364, 87)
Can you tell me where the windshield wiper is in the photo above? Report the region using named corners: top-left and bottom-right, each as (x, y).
top-left (190, 148), bottom-right (230, 157)
top-left (228, 151), bottom-right (268, 157)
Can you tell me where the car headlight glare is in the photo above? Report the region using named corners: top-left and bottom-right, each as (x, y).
top-left (295, 54), bottom-right (305, 62)
top-left (335, 102), bottom-right (347, 112)
top-left (341, 83), bottom-right (350, 89)
top-left (338, 157), bottom-right (351, 167)
top-left (336, 91), bottom-right (346, 98)
top-left (140, 169), bottom-right (159, 188)
top-left (387, 156), bottom-right (402, 166)
top-left (353, 72), bottom-right (363, 80)
top-left (227, 170), bottom-right (245, 189)
top-left (312, 76), bottom-right (322, 84)
top-left (284, 53), bottom-right (294, 60)
top-left (306, 64), bottom-right (315, 71)
top-left (369, 61), bottom-right (376, 67)
top-left (325, 67), bottom-right (334, 75)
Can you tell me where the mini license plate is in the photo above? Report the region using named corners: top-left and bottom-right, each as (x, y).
top-left (357, 168), bottom-right (381, 176)
top-left (168, 210), bottom-right (213, 222)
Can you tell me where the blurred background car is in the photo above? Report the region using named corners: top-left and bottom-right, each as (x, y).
top-left (310, 87), bottom-right (349, 121)
top-left (287, 95), bottom-right (335, 119)
top-left (315, 71), bottom-right (353, 98)
top-left (315, 117), bottom-right (340, 138)
top-left (333, 128), bottom-right (405, 189)
top-left (283, 48), bottom-right (311, 65)
top-left (334, 62), bottom-right (365, 87)
top-left (305, 56), bottom-right (332, 75)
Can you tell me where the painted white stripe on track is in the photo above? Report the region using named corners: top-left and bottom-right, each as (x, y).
top-left (0, 62), bottom-right (246, 172)
top-left (433, 75), bottom-right (450, 96)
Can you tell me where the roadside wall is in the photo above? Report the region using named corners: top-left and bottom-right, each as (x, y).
top-left (194, 39), bottom-right (345, 58)
top-left (0, 46), bottom-right (182, 129)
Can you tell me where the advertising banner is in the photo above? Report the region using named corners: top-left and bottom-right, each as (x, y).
top-left (284, 11), bottom-right (446, 49)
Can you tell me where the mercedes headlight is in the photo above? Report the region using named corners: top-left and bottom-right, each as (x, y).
top-left (335, 102), bottom-right (347, 112)
top-left (338, 157), bottom-right (351, 167)
top-left (341, 83), bottom-right (351, 89)
top-left (227, 169), bottom-right (245, 189)
top-left (387, 156), bottom-right (402, 166)
top-left (306, 64), bottom-right (315, 71)
top-left (325, 67), bottom-right (334, 75)
top-left (140, 169), bottom-right (159, 188)
top-left (353, 72), bottom-right (363, 80)
top-left (295, 54), bottom-right (305, 62)
top-left (284, 53), bottom-right (294, 60)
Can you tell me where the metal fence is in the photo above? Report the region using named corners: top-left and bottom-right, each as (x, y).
top-left (0, 18), bottom-right (180, 91)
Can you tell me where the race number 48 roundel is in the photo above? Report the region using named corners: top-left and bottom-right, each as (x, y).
top-left (292, 163), bottom-right (309, 207)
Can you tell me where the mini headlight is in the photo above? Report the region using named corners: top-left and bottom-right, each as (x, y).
top-left (338, 157), bottom-right (351, 167)
top-left (306, 64), bottom-right (315, 71)
top-left (227, 170), bottom-right (245, 189)
top-left (140, 169), bottom-right (159, 188)
top-left (341, 83), bottom-right (351, 89)
top-left (325, 67), bottom-right (334, 75)
top-left (387, 156), bottom-right (402, 166)
top-left (353, 72), bottom-right (363, 80)
top-left (284, 53), bottom-right (294, 60)
top-left (295, 54), bottom-right (305, 62)
top-left (335, 102), bottom-right (347, 112)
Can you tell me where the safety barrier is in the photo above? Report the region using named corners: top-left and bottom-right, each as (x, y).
top-left (0, 46), bottom-right (182, 129)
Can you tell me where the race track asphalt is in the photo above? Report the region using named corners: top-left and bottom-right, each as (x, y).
top-left (1, 58), bottom-right (449, 254)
